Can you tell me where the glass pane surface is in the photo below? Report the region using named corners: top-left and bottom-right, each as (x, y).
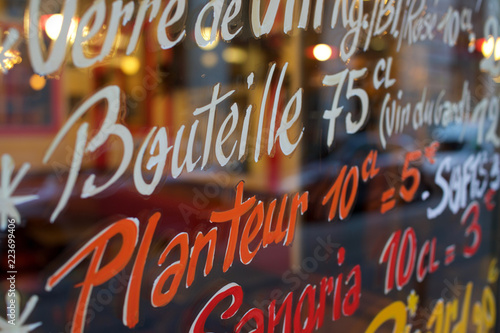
top-left (0, 1), bottom-right (499, 332)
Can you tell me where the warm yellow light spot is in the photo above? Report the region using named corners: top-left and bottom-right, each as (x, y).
top-left (495, 38), bottom-right (500, 61)
top-left (200, 27), bottom-right (219, 50)
top-left (45, 14), bottom-right (64, 40)
top-left (222, 47), bottom-right (247, 64)
top-left (482, 37), bottom-right (495, 58)
top-left (313, 44), bottom-right (332, 61)
top-left (29, 74), bottom-right (46, 91)
top-left (0, 28), bottom-right (22, 73)
top-left (82, 26), bottom-right (90, 38)
top-left (120, 56), bottom-right (141, 75)
top-left (45, 14), bottom-right (78, 41)
top-left (0, 49), bottom-right (22, 73)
